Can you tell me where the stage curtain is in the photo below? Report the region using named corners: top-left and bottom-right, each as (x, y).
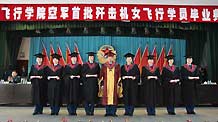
top-left (207, 30), bottom-right (218, 81)
top-left (6, 32), bottom-right (22, 69)
top-left (0, 31), bottom-right (8, 71)
top-left (28, 36), bottom-right (186, 72)
top-left (185, 31), bottom-right (207, 65)
top-left (185, 29), bottom-right (218, 81)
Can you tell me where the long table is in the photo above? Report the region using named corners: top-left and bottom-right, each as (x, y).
top-left (0, 84), bottom-right (32, 105)
top-left (197, 84), bottom-right (218, 104)
top-left (0, 84), bottom-right (218, 106)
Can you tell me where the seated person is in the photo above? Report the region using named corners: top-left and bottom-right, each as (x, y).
top-left (8, 70), bottom-right (21, 83)
top-left (3, 64), bottom-right (14, 81)
top-left (3, 70), bottom-right (12, 81)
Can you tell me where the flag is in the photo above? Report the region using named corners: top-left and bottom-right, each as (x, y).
top-left (41, 42), bottom-right (50, 66)
top-left (134, 47), bottom-right (141, 66)
top-left (74, 43), bottom-right (83, 65)
top-left (66, 44), bottom-right (71, 64)
top-left (57, 45), bottom-right (66, 66)
top-left (152, 46), bottom-right (158, 64)
top-left (165, 46), bottom-right (173, 66)
top-left (49, 44), bottom-right (55, 64)
top-left (139, 45), bottom-right (149, 73)
top-left (157, 46), bottom-right (166, 73)
top-left (167, 45), bottom-right (173, 56)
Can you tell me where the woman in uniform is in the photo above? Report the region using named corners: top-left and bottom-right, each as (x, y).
top-left (121, 53), bottom-right (140, 116)
top-left (46, 53), bottom-right (64, 115)
top-left (63, 52), bottom-right (82, 115)
top-left (162, 55), bottom-right (180, 115)
top-left (29, 53), bottom-right (47, 115)
top-left (141, 55), bottom-right (160, 116)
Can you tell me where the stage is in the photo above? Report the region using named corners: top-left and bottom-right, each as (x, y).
top-left (0, 107), bottom-right (218, 122)
top-left (1, 84), bottom-right (218, 106)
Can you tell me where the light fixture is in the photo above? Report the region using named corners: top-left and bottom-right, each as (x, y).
top-left (131, 27), bottom-right (137, 35)
top-left (35, 29), bottom-right (41, 34)
top-left (83, 27), bottom-right (88, 34)
top-left (144, 27), bottom-right (150, 35)
top-left (169, 28), bottom-right (174, 36)
top-left (100, 27), bottom-right (106, 35)
top-left (116, 27), bottom-right (121, 35)
top-left (66, 28), bottom-right (71, 34)
top-left (155, 28), bottom-right (160, 35)
top-left (49, 28), bottom-right (54, 34)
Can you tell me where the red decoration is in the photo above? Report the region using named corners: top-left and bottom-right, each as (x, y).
top-left (0, 4), bottom-right (217, 22)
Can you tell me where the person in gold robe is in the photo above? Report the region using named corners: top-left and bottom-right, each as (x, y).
top-left (99, 51), bottom-right (121, 117)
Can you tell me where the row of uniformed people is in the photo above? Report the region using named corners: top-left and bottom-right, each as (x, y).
top-left (141, 54), bottom-right (200, 116)
top-left (29, 51), bottom-right (200, 116)
top-left (29, 52), bottom-right (100, 116)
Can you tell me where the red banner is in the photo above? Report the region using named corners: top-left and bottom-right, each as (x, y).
top-left (0, 4), bottom-right (217, 22)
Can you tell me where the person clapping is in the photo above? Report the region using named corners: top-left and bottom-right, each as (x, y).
top-left (8, 70), bottom-right (21, 83)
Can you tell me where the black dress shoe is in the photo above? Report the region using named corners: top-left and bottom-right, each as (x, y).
top-left (32, 112), bottom-right (39, 115)
top-left (55, 113), bottom-right (59, 115)
top-left (86, 113), bottom-right (94, 116)
top-left (112, 114), bottom-right (118, 117)
top-left (187, 111), bottom-right (196, 114)
top-left (190, 111), bottom-right (196, 114)
top-left (70, 113), bottom-right (77, 116)
top-left (104, 114), bottom-right (109, 117)
top-left (51, 113), bottom-right (55, 115)
top-left (39, 112), bottom-right (43, 114)
top-left (168, 112), bottom-right (176, 115)
top-left (148, 113), bottom-right (156, 116)
top-left (104, 114), bottom-right (110, 117)
top-left (128, 114), bottom-right (133, 116)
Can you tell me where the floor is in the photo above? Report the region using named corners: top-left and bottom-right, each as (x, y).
top-left (0, 107), bottom-right (218, 122)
